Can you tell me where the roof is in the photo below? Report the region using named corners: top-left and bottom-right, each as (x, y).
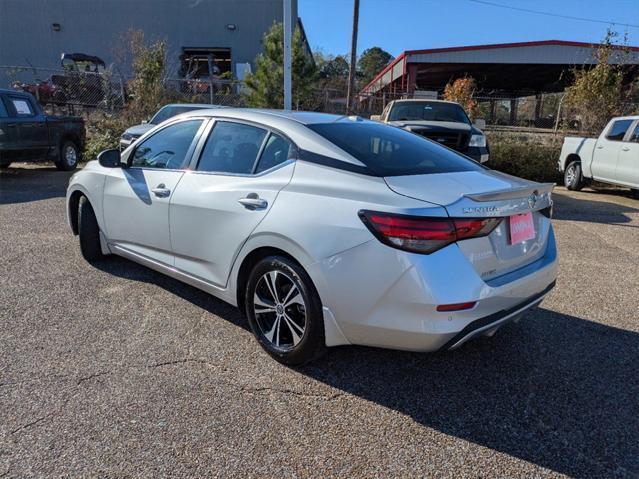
top-left (182, 108), bottom-right (348, 125)
top-left (362, 39), bottom-right (639, 95)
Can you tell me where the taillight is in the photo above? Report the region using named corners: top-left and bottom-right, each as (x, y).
top-left (359, 210), bottom-right (502, 254)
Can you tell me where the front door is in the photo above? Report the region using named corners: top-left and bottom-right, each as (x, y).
top-left (615, 121), bottom-right (639, 188)
top-left (170, 120), bottom-right (296, 287)
top-left (5, 95), bottom-right (49, 161)
top-left (102, 118), bottom-right (206, 266)
top-left (591, 119), bottom-right (633, 183)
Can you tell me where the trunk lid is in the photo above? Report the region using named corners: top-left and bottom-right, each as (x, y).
top-left (384, 170), bottom-right (554, 281)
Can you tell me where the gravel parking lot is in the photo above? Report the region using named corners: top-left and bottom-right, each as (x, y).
top-left (1, 164), bottom-right (638, 478)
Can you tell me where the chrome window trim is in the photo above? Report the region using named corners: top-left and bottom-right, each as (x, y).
top-left (126, 117), bottom-right (211, 171)
top-left (189, 116), bottom-right (299, 177)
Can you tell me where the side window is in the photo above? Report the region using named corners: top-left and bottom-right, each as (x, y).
top-left (255, 133), bottom-right (294, 173)
top-left (10, 97), bottom-right (34, 117)
top-left (0, 98), bottom-right (8, 118)
top-left (606, 120), bottom-right (633, 141)
top-left (197, 121), bottom-right (267, 174)
top-left (630, 123), bottom-right (639, 143)
top-left (131, 119), bottom-right (203, 169)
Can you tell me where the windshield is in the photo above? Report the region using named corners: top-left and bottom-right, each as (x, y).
top-left (307, 121), bottom-right (483, 177)
top-left (151, 105), bottom-right (205, 125)
top-left (388, 102), bottom-right (470, 124)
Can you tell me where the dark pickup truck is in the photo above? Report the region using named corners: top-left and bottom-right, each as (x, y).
top-left (0, 89), bottom-right (85, 170)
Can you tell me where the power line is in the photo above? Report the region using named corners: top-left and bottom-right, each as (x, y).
top-left (468, 0), bottom-right (639, 29)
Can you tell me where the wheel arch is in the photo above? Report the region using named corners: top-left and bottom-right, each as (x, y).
top-left (565, 153), bottom-right (581, 167)
top-left (68, 189), bottom-right (85, 235)
top-left (234, 245), bottom-right (311, 316)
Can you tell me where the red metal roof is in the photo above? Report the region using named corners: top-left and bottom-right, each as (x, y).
top-left (361, 39), bottom-right (639, 94)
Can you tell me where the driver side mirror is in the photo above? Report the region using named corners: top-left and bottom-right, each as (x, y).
top-left (97, 148), bottom-right (125, 168)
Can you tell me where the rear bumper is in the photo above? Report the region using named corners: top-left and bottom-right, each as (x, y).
top-left (313, 226), bottom-right (558, 351)
top-left (439, 280), bottom-right (555, 350)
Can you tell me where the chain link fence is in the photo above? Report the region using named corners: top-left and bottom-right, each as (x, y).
top-left (3, 65), bottom-right (638, 134)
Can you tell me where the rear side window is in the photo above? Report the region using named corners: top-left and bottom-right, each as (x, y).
top-left (10, 98), bottom-right (34, 116)
top-left (197, 121), bottom-right (267, 174)
top-left (255, 133), bottom-right (294, 173)
top-left (606, 120), bottom-right (633, 141)
top-left (131, 119), bottom-right (203, 169)
top-left (307, 121), bottom-right (484, 177)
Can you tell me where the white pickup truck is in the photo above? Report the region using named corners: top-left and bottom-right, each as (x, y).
top-left (559, 116), bottom-right (639, 197)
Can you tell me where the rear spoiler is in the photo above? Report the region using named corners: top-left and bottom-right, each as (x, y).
top-left (464, 183), bottom-right (554, 202)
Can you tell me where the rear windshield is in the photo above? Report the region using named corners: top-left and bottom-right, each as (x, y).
top-left (388, 101), bottom-right (470, 124)
top-left (306, 121), bottom-right (484, 177)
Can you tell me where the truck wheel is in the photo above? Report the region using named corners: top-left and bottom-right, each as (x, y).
top-left (630, 189), bottom-right (639, 199)
top-left (78, 196), bottom-right (105, 262)
top-left (564, 161), bottom-right (585, 191)
top-left (55, 140), bottom-right (80, 171)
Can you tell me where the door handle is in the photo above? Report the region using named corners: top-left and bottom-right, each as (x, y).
top-left (238, 194), bottom-right (267, 210)
top-left (596, 145), bottom-right (604, 149)
top-left (621, 146), bottom-right (630, 151)
top-left (151, 183), bottom-right (171, 198)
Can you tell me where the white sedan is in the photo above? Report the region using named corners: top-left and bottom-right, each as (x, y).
top-left (67, 109), bottom-right (558, 365)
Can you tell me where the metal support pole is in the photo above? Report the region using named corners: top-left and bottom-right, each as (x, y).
top-left (346, 0), bottom-right (360, 114)
top-left (283, 0), bottom-right (292, 110)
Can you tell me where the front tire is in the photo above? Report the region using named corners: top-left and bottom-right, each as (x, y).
top-left (55, 140), bottom-right (80, 171)
top-left (78, 196), bottom-right (104, 262)
top-left (0, 162), bottom-right (10, 169)
top-left (564, 161), bottom-right (585, 191)
top-left (245, 256), bottom-right (326, 366)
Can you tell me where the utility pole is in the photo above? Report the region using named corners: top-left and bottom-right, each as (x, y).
top-left (283, 0), bottom-right (292, 110)
top-left (346, 0), bottom-right (360, 114)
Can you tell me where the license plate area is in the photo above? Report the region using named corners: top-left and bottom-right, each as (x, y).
top-left (509, 212), bottom-right (535, 245)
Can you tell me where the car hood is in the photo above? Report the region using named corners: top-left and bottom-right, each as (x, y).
top-left (124, 124), bottom-right (154, 137)
top-left (384, 170), bottom-right (543, 207)
top-left (388, 120), bottom-right (473, 133)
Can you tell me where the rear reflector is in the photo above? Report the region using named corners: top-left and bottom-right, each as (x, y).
top-left (359, 210), bottom-right (502, 254)
top-left (437, 301), bottom-right (477, 312)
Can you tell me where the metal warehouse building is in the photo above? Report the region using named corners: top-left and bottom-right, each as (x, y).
top-left (361, 40), bottom-right (639, 98)
top-left (0, 0), bottom-right (305, 86)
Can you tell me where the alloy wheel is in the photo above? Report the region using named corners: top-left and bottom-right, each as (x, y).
top-left (565, 164), bottom-right (576, 187)
top-left (253, 270), bottom-right (307, 351)
top-left (65, 145), bottom-right (78, 167)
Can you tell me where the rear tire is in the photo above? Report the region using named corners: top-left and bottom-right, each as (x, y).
top-left (78, 196), bottom-right (104, 262)
top-left (564, 161), bottom-right (585, 191)
top-left (631, 189), bottom-right (639, 199)
top-left (245, 256), bottom-right (326, 366)
top-left (55, 140), bottom-right (80, 171)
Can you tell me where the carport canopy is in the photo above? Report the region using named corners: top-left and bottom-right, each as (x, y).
top-left (361, 40), bottom-right (639, 97)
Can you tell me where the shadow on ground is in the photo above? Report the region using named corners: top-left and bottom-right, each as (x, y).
top-left (94, 256), bottom-right (638, 478)
top-left (0, 165), bottom-right (74, 205)
top-left (553, 189), bottom-right (639, 227)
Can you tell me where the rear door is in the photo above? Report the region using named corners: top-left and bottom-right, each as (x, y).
top-left (5, 95), bottom-right (49, 161)
top-left (102, 118), bottom-right (206, 266)
top-left (591, 119), bottom-right (633, 183)
top-left (614, 121), bottom-right (639, 188)
top-left (170, 119), bottom-right (296, 287)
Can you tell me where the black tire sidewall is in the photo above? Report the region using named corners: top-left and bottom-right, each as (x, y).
top-left (78, 196), bottom-right (103, 262)
top-left (245, 256), bottom-right (325, 366)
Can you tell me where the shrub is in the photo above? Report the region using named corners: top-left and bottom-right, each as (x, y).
top-left (486, 132), bottom-right (563, 183)
top-left (443, 77), bottom-right (480, 121)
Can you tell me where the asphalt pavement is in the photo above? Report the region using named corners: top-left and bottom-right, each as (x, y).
top-left (1, 164), bottom-right (638, 478)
